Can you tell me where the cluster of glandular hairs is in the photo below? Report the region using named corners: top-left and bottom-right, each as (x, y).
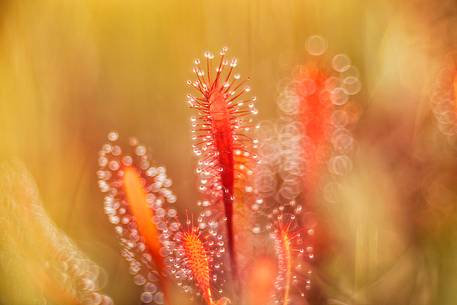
top-left (430, 59), bottom-right (457, 144)
top-left (268, 202), bottom-right (314, 305)
top-left (97, 132), bottom-right (177, 304)
top-left (96, 43), bottom-right (359, 305)
top-left (0, 160), bottom-right (112, 305)
top-left (253, 36), bottom-right (360, 303)
top-left (97, 132), bottom-right (228, 305)
top-left (256, 35), bottom-right (360, 205)
top-left (186, 47), bottom-right (259, 276)
top-left (161, 211), bottom-right (227, 305)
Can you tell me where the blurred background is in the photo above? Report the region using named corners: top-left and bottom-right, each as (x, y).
top-left (1, 0), bottom-right (457, 304)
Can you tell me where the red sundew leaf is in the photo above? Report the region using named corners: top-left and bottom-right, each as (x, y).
top-left (254, 39), bottom-right (361, 302)
top-left (273, 41), bottom-right (360, 235)
top-left (97, 132), bottom-right (177, 305)
top-left (123, 166), bottom-right (162, 261)
top-left (186, 47), bottom-right (259, 278)
top-left (294, 64), bottom-right (334, 194)
top-left (181, 231), bottom-right (212, 301)
top-left (275, 48), bottom-right (360, 203)
top-left (161, 213), bottom-right (228, 305)
top-left (269, 204), bottom-right (314, 305)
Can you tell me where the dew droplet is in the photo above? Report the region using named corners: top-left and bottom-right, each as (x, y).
top-left (306, 35), bottom-right (327, 56)
top-left (108, 132), bottom-right (119, 142)
top-left (332, 54), bottom-right (351, 72)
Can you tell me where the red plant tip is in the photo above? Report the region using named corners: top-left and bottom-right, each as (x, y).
top-left (274, 225), bottom-right (293, 305)
top-left (123, 166), bottom-right (162, 260)
top-left (275, 48), bottom-right (360, 199)
top-left (182, 230), bottom-right (212, 303)
top-left (186, 48), bottom-right (259, 277)
top-left (268, 203), bottom-right (314, 304)
top-left (285, 64), bottom-right (332, 196)
top-left (97, 131), bottom-right (177, 304)
top-left (297, 65), bottom-right (332, 151)
top-left (163, 213), bottom-right (227, 305)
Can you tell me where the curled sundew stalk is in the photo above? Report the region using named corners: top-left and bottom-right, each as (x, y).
top-left (0, 160), bottom-right (113, 305)
top-left (161, 212), bottom-right (229, 305)
top-left (186, 47), bottom-right (259, 278)
top-left (97, 132), bottom-right (178, 304)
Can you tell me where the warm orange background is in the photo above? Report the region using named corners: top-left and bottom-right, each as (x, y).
top-left (1, 1), bottom-right (457, 304)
